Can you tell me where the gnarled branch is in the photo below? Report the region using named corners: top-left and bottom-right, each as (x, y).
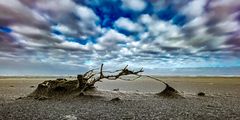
top-left (78, 64), bottom-right (144, 91)
top-left (77, 64), bottom-right (181, 98)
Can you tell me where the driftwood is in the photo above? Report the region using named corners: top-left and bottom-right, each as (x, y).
top-left (76, 64), bottom-right (181, 97)
top-left (30, 64), bottom-right (182, 98)
top-left (77, 64), bottom-right (143, 92)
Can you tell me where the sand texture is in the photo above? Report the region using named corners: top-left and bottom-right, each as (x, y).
top-left (0, 76), bottom-right (240, 120)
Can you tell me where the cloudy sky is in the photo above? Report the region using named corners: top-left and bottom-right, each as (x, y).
top-left (0, 0), bottom-right (240, 75)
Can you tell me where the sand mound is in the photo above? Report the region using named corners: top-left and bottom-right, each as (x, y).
top-left (29, 79), bottom-right (79, 98)
top-left (156, 84), bottom-right (183, 98)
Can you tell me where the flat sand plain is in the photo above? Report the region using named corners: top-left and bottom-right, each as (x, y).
top-left (0, 76), bottom-right (240, 120)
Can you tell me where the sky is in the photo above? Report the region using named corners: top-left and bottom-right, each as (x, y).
top-left (0, 0), bottom-right (240, 76)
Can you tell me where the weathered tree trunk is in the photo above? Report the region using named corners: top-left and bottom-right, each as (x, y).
top-left (77, 74), bottom-right (86, 89)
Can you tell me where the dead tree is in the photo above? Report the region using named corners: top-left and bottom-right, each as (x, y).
top-left (77, 64), bottom-right (181, 97)
top-left (30, 64), bottom-right (181, 98)
top-left (77, 64), bottom-right (143, 93)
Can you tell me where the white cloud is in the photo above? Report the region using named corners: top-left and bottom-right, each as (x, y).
top-left (75, 5), bottom-right (99, 21)
top-left (144, 17), bottom-right (182, 38)
top-left (184, 16), bottom-right (207, 28)
top-left (98, 29), bottom-right (132, 46)
top-left (0, 0), bottom-right (48, 27)
top-left (210, 0), bottom-right (240, 7)
top-left (74, 5), bottom-right (101, 37)
top-left (51, 24), bottom-right (77, 35)
top-left (216, 20), bottom-right (239, 33)
top-left (121, 0), bottom-right (146, 11)
top-left (182, 0), bottom-right (207, 17)
top-left (120, 48), bottom-right (133, 55)
top-left (60, 41), bottom-right (81, 48)
top-left (114, 17), bottom-right (143, 32)
top-left (93, 29), bottom-right (134, 52)
top-left (57, 41), bottom-right (90, 51)
top-left (139, 14), bottom-right (153, 24)
top-left (93, 44), bottom-right (105, 51)
top-left (34, 0), bottom-right (76, 18)
top-left (11, 24), bottom-right (47, 36)
top-left (31, 0), bottom-right (102, 37)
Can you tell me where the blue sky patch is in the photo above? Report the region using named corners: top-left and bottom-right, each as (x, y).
top-left (0, 26), bottom-right (12, 33)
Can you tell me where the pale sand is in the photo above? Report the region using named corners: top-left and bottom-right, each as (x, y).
top-left (0, 76), bottom-right (240, 120)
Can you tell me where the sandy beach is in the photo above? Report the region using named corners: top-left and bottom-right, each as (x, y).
top-left (0, 76), bottom-right (240, 120)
